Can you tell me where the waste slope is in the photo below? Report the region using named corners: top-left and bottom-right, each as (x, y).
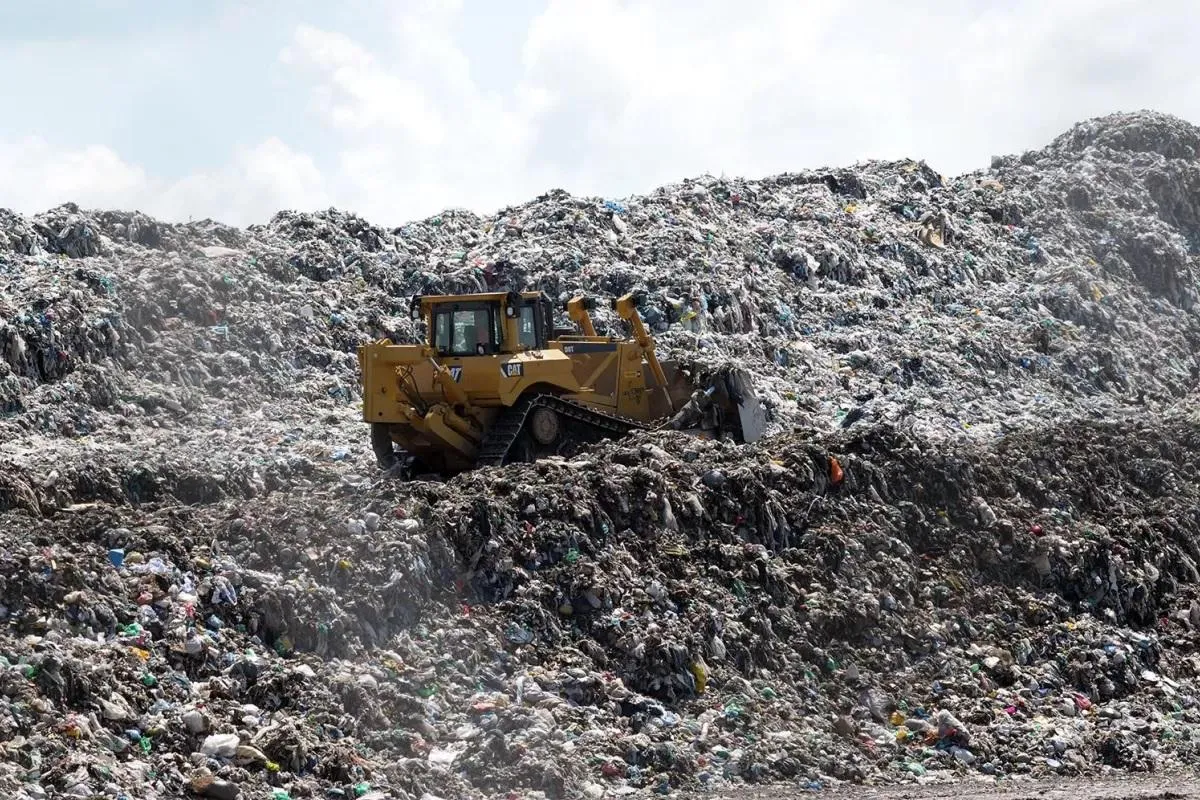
top-left (3, 112), bottom-right (1200, 452)
top-left (1, 111), bottom-right (1200, 798)
top-left (4, 415), bottom-right (1200, 796)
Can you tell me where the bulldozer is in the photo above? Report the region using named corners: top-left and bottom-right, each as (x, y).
top-left (358, 289), bottom-right (766, 475)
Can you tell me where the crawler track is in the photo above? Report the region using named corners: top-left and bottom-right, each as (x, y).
top-left (475, 394), bottom-right (648, 467)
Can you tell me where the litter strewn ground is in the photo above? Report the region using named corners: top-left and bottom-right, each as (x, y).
top-left (2, 110), bottom-right (1200, 799)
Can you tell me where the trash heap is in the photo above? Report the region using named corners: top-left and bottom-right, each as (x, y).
top-left (2, 110), bottom-right (1200, 799)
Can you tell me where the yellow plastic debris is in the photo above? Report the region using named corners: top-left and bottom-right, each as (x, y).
top-left (691, 660), bottom-right (709, 694)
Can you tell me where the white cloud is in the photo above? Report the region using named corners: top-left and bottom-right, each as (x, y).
top-left (283, 25), bottom-right (447, 145)
top-left (513, 0), bottom-right (1200, 186)
top-left (0, 137), bottom-right (150, 213)
top-left (280, 9), bottom-right (546, 221)
top-left (4, 0), bottom-right (1200, 227)
top-left (155, 137), bottom-right (330, 223)
top-left (0, 135), bottom-right (328, 226)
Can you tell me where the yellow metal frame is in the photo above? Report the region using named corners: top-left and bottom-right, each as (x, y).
top-left (358, 291), bottom-right (677, 469)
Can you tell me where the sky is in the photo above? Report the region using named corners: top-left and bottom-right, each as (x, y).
top-left (1, 0), bottom-right (1198, 227)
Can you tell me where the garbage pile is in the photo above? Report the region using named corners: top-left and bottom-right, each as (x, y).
top-left (1, 109), bottom-right (1200, 799)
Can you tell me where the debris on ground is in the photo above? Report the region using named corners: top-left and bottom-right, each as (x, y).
top-left (3, 110), bottom-right (1200, 799)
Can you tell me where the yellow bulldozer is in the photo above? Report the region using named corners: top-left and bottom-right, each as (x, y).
top-left (358, 290), bottom-right (766, 475)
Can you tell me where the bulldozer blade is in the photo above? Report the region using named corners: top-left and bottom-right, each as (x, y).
top-left (662, 364), bottom-right (767, 444)
top-left (725, 367), bottom-right (767, 444)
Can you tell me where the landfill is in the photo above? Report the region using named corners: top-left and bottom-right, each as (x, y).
top-left (2, 109), bottom-right (1200, 799)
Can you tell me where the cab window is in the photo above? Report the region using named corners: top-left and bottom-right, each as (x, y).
top-left (518, 305), bottom-right (539, 349)
top-left (432, 305), bottom-right (497, 355)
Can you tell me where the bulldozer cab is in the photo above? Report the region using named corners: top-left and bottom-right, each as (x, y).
top-left (431, 302), bottom-right (500, 356)
top-left (418, 291), bottom-right (552, 355)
